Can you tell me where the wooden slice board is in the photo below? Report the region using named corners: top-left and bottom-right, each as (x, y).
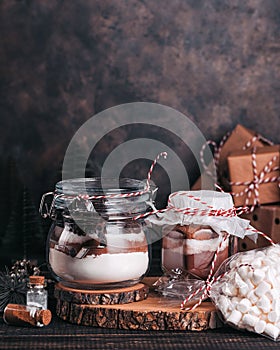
top-left (54, 282), bottom-right (149, 305)
top-left (55, 278), bottom-right (222, 331)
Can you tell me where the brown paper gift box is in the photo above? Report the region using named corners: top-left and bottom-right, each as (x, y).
top-left (219, 124), bottom-right (265, 191)
top-left (238, 205), bottom-right (280, 251)
top-left (192, 124), bottom-right (265, 191)
top-left (228, 145), bottom-right (280, 207)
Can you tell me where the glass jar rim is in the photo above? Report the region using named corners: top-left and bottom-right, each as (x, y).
top-left (55, 177), bottom-right (151, 196)
top-left (52, 177), bottom-right (157, 215)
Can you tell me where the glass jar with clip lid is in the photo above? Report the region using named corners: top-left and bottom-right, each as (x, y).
top-left (40, 177), bottom-right (157, 290)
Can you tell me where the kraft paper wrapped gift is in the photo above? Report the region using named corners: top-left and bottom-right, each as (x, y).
top-left (192, 124), bottom-right (265, 191)
top-left (228, 145), bottom-right (280, 207)
top-left (238, 205), bottom-right (280, 251)
top-left (219, 124), bottom-right (265, 191)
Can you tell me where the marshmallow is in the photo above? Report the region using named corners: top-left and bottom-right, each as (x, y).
top-left (262, 257), bottom-right (274, 267)
top-left (247, 290), bottom-right (258, 305)
top-left (265, 246), bottom-right (280, 259)
top-left (248, 305), bottom-right (261, 317)
top-left (222, 283), bottom-right (238, 297)
top-left (227, 310), bottom-right (242, 325)
top-left (269, 253), bottom-right (280, 264)
top-left (270, 267), bottom-right (279, 279)
top-left (218, 295), bottom-right (232, 315)
top-left (255, 251), bottom-right (266, 259)
top-left (251, 259), bottom-right (262, 269)
top-left (239, 285), bottom-right (250, 297)
top-left (266, 289), bottom-right (279, 302)
top-left (238, 265), bottom-right (250, 280)
top-left (272, 297), bottom-right (280, 311)
top-left (229, 259), bottom-right (238, 270)
top-left (268, 311), bottom-right (279, 323)
top-left (269, 272), bottom-right (280, 290)
top-left (231, 296), bottom-right (242, 305)
top-left (264, 323), bottom-right (280, 340)
top-left (242, 314), bottom-right (259, 328)
top-left (244, 278), bottom-right (255, 292)
top-left (213, 244), bottom-right (280, 340)
top-left (254, 320), bottom-right (267, 334)
top-left (252, 269), bottom-right (265, 285)
top-left (260, 313), bottom-right (269, 322)
top-left (255, 281), bottom-right (271, 297)
top-left (238, 255), bottom-right (253, 265)
top-left (235, 273), bottom-right (249, 297)
top-left (257, 295), bottom-right (272, 313)
top-left (236, 298), bottom-right (252, 313)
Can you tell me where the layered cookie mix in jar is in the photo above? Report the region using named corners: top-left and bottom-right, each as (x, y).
top-left (162, 223), bottom-right (230, 279)
top-left (40, 178), bottom-right (156, 289)
top-left (147, 190), bottom-right (253, 280)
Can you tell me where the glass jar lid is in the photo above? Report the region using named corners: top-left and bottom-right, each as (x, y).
top-left (51, 177), bottom-right (156, 220)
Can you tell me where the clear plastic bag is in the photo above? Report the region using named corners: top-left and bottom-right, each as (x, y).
top-left (153, 268), bottom-right (205, 302)
top-left (154, 245), bottom-right (280, 341)
top-left (209, 244), bottom-right (280, 341)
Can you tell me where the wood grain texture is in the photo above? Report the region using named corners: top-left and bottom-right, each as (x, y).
top-left (1, 313), bottom-right (280, 350)
top-left (54, 282), bottom-right (149, 305)
top-left (55, 280), bottom-right (221, 331)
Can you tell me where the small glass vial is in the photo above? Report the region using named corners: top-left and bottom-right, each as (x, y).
top-left (27, 276), bottom-right (48, 310)
top-left (4, 303), bottom-right (52, 327)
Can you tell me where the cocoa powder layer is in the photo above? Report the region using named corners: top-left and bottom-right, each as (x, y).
top-left (51, 236), bottom-right (148, 258)
top-left (184, 246), bottom-right (229, 279)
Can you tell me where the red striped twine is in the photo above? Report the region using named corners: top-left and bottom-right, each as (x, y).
top-left (243, 134), bottom-right (274, 150)
top-left (40, 152), bottom-right (168, 218)
top-left (200, 131), bottom-right (274, 184)
top-left (132, 186), bottom-right (276, 313)
top-left (180, 231), bottom-right (276, 311)
top-left (180, 233), bottom-right (229, 310)
top-left (200, 132), bottom-right (230, 178)
top-left (53, 152), bottom-right (168, 202)
top-left (230, 147), bottom-right (280, 213)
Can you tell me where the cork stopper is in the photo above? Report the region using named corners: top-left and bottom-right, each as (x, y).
top-left (37, 309), bottom-right (52, 326)
top-left (29, 275), bottom-right (45, 285)
top-left (3, 304), bottom-right (52, 327)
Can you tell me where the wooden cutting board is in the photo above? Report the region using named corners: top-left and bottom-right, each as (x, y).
top-left (55, 278), bottom-right (222, 331)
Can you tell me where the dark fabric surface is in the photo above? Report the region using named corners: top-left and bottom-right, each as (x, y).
top-left (1, 313), bottom-right (279, 350)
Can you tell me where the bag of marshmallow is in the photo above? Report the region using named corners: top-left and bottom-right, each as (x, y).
top-left (209, 244), bottom-right (280, 341)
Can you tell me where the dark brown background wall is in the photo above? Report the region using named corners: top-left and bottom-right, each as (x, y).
top-left (0, 0), bottom-right (279, 266)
